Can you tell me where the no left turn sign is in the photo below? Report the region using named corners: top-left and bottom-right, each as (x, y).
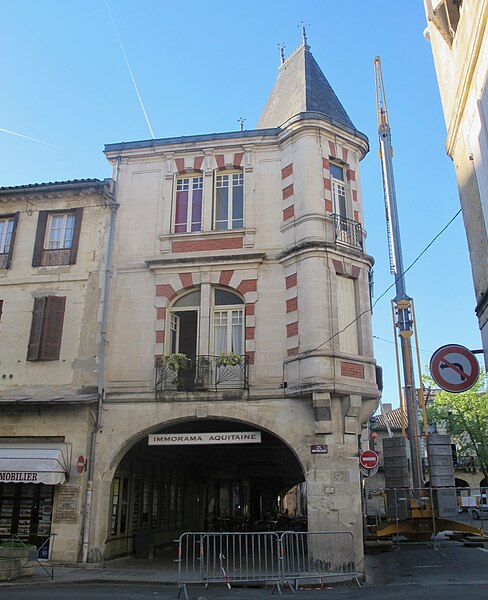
top-left (430, 344), bottom-right (480, 393)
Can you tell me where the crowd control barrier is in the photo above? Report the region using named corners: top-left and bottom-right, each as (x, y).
top-left (280, 531), bottom-right (360, 589)
top-left (175, 530), bottom-right (359, 598)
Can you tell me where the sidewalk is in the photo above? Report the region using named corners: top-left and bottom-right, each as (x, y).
top-left (3, 539), bottom-right (488, 593)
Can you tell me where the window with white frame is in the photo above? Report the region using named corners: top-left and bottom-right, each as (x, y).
top-left (330, 163), bottom-right (347, 219)
top-left (45, 213), bottom-right (76, 249)
top-left (167, 287), bottom-right (244, 357)
top-left (213, 288), bottom-right (244, 355)
top-left (214, 171), bottom-right (244, 230)
top-left (174, 176), bottom-right (203, 233)
top-left (32, 208), bottom-right (83, 267)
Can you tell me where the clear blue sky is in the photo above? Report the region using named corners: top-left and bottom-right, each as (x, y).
top-left (1, 1), bottom-right (482, 407)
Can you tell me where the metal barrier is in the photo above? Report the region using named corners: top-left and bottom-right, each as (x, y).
top-left (177, 532), bottom-right (283, 599)
top-left (176, 530), bottom-right (360, 598)
top-left (281, 531), bottom-right (361, 590)
top-left (0, 534), bottom-right (56, 581)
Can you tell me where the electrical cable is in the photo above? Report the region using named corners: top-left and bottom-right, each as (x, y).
top-left (301, 207), bottom-right (462, 356)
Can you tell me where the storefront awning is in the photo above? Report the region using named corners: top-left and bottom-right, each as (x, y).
top-left (0, 443), bottom-right (71, 485)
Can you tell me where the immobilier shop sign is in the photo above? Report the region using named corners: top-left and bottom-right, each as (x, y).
top-left (148, 431), bottom-right (262, 446)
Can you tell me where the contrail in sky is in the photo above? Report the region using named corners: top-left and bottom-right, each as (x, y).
top-left (0, 127), bottom-right (52, 146)
top-left (105, 0), bottom-right (155, 139)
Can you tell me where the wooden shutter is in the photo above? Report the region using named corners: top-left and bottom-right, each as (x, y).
top-left (27, 297), bottom-right (46, 360)
top-left (5, 212), bottom-right (19, 269)
top-left (40, 296), bottom-right (66, 360)
top-left (32, 211), bottom-right (48, 267)
top-left (69, 208), bottom-right (83, 264)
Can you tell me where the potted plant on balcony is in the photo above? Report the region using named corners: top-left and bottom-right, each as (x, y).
top-left (161, 353), bottom-right (190, 385)
top-left (216, 352), bottom-right (242, 367)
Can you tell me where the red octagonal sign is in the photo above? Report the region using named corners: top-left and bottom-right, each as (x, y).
top-left (359, 450), bottom-right (379, 469)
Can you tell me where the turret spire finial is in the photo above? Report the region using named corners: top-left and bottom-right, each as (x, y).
top-left (300, 21), bottom-right (308, 46)
top-left (278, 42), bottom-right (286, 64)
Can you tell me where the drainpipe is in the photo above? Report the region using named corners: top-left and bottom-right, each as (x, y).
top-left (81, 162), bottom-right (120, 563)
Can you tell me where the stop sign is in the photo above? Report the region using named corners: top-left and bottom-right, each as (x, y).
top-left (359, 450), bottom-right (379, 469)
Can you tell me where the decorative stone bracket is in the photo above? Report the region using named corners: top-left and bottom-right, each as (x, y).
top-left (313, 391), bottom-right (332, 434)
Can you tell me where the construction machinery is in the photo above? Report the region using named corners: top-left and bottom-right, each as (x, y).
top-left (371, 57), bottom-right (483, 541)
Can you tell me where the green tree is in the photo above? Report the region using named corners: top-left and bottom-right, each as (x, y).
top-left (424, 370), bottom-right (488, 482)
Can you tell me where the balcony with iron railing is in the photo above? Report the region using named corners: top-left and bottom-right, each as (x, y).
top-left (332, 214), bottom-right (363, 252)
top-left (155, 354), bottom-right (249, 394)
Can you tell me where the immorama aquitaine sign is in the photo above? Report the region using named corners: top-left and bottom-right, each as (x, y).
top-left (148, 431), bottom-right (262, 446)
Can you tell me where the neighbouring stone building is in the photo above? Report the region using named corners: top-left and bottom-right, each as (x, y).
top-left (0, 179), bottom-right (114, 562)
top-left (0, 37), bottom-right (380, 571)
top-left (424, 0), bottom-right (488, 367)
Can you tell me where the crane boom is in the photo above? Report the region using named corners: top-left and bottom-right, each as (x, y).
top-left (374, 56), bottom-right (423, 492)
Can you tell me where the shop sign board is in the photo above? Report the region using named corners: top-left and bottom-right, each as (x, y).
top-left (148, 431), bottom-right (262, 446)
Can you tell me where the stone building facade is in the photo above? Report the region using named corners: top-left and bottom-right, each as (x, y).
top-left (88, 40), bottom-right (380, 568)
top-left (424, 0), bottom-right (488, 366)
top-left (0, 40), bottom-right (380, 571)
top-left (0, 179), bottom-right (114, 562)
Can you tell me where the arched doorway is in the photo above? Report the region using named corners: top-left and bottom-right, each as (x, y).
top-left (106, 419), bottom-right (305, 559)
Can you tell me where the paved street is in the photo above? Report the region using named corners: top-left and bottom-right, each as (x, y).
top-left (3, 542), bottom-right (488, 599)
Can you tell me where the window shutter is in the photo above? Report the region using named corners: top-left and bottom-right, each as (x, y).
top-left (40, 296), bottom-right (66, 360)
top-left (27, 297), bottom-right (46, 360)
top-left (5, 212), bottom-right (19, 269)
top-left (32, 211), bottom-right (48, 267)
top-left (69, 208), bottom-right (83, 264)
top-left (336, 275), bottom-right (359, 354)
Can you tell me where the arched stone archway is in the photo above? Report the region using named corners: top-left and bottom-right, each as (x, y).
top-left (87, 400), bottom-right (317, 561)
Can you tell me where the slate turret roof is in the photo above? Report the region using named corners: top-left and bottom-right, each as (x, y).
top-left (257, 42), bottom-right (355, 131)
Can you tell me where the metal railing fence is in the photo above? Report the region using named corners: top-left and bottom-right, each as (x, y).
top-left (175, 530), bottom-right (359, 598)
top-left (332, 214), bottom-right (363, 251)
top-left (155, 354), bottom-right (249, 393)
top-left (0, 533), bottom-right (56, 581)
top-left (280, 531), bottom-right (360, 590)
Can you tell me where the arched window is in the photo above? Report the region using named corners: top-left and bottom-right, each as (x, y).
top-left (213, 288), bottom-right (244, 355)
top-left (167, 287), bottom-right (244, 357)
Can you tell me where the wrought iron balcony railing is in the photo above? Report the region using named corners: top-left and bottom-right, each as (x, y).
top-left (155, 354), bottom-right (249, 393)
top-left (332, 214), bottom-right (363, 251)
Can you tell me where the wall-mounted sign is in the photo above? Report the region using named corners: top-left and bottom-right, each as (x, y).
top-left (76, 456), bottom-right (85, 473)
top-left (311, 445), bottom-right (328, 454)
top-left (54, 486), bottom-right (79, 523)
top-left (148, 431), bottom-right (262, 446)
